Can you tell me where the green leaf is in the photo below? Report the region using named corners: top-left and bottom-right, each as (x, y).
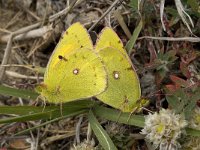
top-left (0, 111), bottom-right (55, 123)
top-left (88, 110), bottom-right (118, 150)
top-left (0, 100), bottom-right (94, 123)
top-left (166, 94), bottom-right (179, 110)
top-left (186, 128), bottom-right (200, 136)
top-left (0, 85), bottom-right (38, 99)
top-left (187, 0), bottom-right (199, 12)
top-left (93, 105), bottom-right (144, 128)
top-left (0, 106), bottom-right (48, 115)
top-left (166, 88), bottom-right (200, 119)
top-left (125, 19), bottom-right (143, 54)
top-left (129, 0), bottom-right (139, 11)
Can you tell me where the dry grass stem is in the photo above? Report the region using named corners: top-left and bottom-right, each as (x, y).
top-left (138, 36), bottom-right (200, 42)
top-left (160, 0), bottom-right (166, 31)
top-left (5, 70), bottom-right (43, 80)
top-left (114, 9), bottom-right (132, 39)
top-left (0, 25), bottom-right (52, 43)
top-left (49, 0), bottom-right (78, 22)
top-left (0, 34), bottom-right (14, 81)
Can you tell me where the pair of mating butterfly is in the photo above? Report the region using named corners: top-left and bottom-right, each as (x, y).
top-left (37, 22), bottom-right (147, 112)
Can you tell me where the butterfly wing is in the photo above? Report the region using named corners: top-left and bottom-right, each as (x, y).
top-left (41, 48), bottom-right (107, 103)
top-left (95, 27), bottom-right (125, 54)
top-left (45, 22), bottom-right (93, 79)
top-left (96, 47), bottom-right (141, 112)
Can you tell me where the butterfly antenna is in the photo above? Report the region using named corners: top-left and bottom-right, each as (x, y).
top-left (33, 95), bottom-right (40, 106)
top-left (141, 107), bottom-right (153, 113)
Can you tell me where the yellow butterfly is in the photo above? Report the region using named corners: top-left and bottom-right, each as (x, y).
top-left (37, 23), bottom-right (107, 103)
top-left (37, 22), bottom-right (147, 112)
top-left (94, 27), bottom-right (143, 112)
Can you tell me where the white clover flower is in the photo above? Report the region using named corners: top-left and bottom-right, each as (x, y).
top-left (141, 109), bottom-right (187, 150)
top-left (183, 136), bottom-right (200, 150)
top-left (189, 106), bottom-right (200, 130)
top-left (70, 139), bottom-right (97, 150)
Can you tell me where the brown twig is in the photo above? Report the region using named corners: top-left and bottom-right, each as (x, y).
top-left (0, 0), bottom-right (78, 81)
top-left (5, 12), bottom-right (23, 29)
top-left (5, 71), bottom-right (43, 80)
top-left (18, 4), bottom-right (41, 21)
top-left (49, 0), bottom-right (77, 22)
top-left (0, 22), bottom-right (50, 80)
top-left (0, 34), bottom-right (14, 81)
top-left (88, 0), bottom-right (121, 32)
top-left (0, 25), bottom-right (52, 43)
top-left (27, 38), bottom-right (50, 58)
top-left (0, 0), bottom-right (78, 43)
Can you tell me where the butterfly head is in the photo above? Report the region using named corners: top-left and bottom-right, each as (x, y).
top-left (35, 83), bottom-right (61, 103)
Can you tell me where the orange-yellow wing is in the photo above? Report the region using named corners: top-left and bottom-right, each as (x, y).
top-left (45, 22), bottom-right (93, 79)
top-left (95, 27), bottom-right (125, 54)
top-left (39, 48), bottom-right (107, 103)
top-left (95, 28), bottom-right (143, 112)
top-left (96, 47), bottom-right (141, 112)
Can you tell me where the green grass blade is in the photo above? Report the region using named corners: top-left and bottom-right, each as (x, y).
top-left (125, 19), bottom-right (143, 54)
top-left (0, 111), bottom-right (55, 123)
top-left (15, 109), bottom-right (87, 136)
top-left (88, 110), bottom-right (118, 150)
top-left (0, 100), bottom-right (94, 115)
top-left (0, 100), bottom-right (94, 123)
top-left (0, 106), bottom-right (48, 115)
top-left (0, 85), bottom-right (38, 99)
top-left (93, 105), bottom-right (144, 128)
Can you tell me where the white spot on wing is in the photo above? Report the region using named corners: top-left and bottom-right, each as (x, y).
top-left (113, 71), bottom-right (120, 79)
top-left (73, 69), bottom-right (79, 75)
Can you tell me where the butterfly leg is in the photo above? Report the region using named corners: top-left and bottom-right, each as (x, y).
top-left (42, 98), bottom-right (46, 112)
top-left (34, 95), bottom-right (46, 112)
top-left (116, 111), bottom-right (122, 123)
top-left (33, 95), bottom-right (40, 106)
top-left (127, 107), bottom-right (138, 122)
top-left (60, 102), bottom-right (63, 116)
top-left (127, 98), bottom-right (150, 122)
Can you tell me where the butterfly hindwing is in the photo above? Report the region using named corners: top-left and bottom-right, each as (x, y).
top-left (96, 47), bottom-right (141, 112)
top-left (95, 27), bottom-right (125, 54)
